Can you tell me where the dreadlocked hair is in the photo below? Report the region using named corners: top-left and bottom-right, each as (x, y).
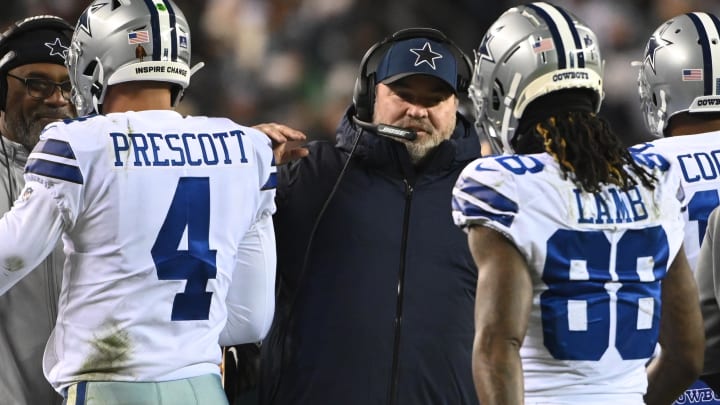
top-left (512, 110), bottom-right (657, 194)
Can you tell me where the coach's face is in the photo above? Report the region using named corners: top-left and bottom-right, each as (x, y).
top-left (1, 63), bottom-right (75, 152)
top-left (373, 74), bottom-right (458, 164)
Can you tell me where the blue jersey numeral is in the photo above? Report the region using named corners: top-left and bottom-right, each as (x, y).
top-left (151, 177), bottom-right (217, 321)
top-left (688, 189), bottom-right (720, 245)
top-left (541, 227), bottom-right (668, 360)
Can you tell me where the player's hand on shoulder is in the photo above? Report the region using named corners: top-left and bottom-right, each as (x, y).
top-left (253, 123), bottom-right (309, 165)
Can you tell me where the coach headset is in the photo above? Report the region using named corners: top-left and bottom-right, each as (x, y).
top-left (268, 27), bottom-right (473, 403)
top-left (352, 27), bottom-right (473, 124)
top-left (0, 15), bottom-right (74, 111)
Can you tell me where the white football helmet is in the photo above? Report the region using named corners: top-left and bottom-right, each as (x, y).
top-left (67, 0), bottom-right (202, 115)
top-left (470, 2), bottom-right (604, 154)
top-left (637, 12), bottom-right (720, 138)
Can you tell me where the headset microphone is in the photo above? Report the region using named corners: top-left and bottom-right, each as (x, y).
top-left (352, 116), bottom-right (417, 141)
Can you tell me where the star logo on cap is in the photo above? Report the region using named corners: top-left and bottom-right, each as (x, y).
top-left (45, 38), bottom-right (69, 60)
top-left (410, 42), bottom-right (443, 70)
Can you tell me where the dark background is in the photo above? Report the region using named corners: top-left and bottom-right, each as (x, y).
top-left (4, 0), bottom-right (719, 145)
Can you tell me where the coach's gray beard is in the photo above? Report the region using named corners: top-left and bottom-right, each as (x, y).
top-left (4, 111), bottom-right (43, 152)
top-left (403, 136), bottom-right (441, 164)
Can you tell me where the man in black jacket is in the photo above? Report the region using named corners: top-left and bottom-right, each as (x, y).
top-left (259, 28), bottom-right (481, 405)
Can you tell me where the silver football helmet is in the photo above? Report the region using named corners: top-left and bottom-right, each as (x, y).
top-left (637, 12), bottom-right (720, 138)
top-left (470, 2), bottom-right (604, 154)
top-left (67, 0), bottom-right (202, 115)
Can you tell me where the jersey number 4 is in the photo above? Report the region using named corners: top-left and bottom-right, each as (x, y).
top-left (541, 226), bottom-right (668, 360)
top-left (151, 177), bottom-right (217, 321)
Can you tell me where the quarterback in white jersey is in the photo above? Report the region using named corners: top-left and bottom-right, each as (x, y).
top-left (0, 110), bottom-right (277, 391)
top-left (0, 0), bottom-right (282, 402)
top-left (453, 151), bottom-right (685, 403)
top-left (460, 3), bottom-right (704, 404)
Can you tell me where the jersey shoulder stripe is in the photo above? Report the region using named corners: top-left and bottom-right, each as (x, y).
top-left (261, 156), bottom-right (277, 191)
top-left (453, 180), bottom-right (518, 227)
top-left (453, 157), bottom-right (522, 228)
top-left (26, 133), bottom-right (83, 184)
top-left (34, 138), bottom-right (78, 159)
top-left (25, 158), bottom-right (83, 184)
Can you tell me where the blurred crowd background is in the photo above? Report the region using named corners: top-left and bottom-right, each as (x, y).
top-left (4, 0), bottom-right (720, 145)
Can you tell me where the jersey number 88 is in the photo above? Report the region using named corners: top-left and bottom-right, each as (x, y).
top-left (540, 226), bottom-right (668, 361)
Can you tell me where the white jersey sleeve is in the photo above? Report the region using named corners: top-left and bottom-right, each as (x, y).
top-left (0, 131), bottom-right (87, 294)
top-left (219, 125), bottom-right (277, 345)
top-left (453, 152), bottom-right (686, 403)
top-left (219, 214), bottom-right (276, 345)
top-left (245, 127), bottom-right (278, 220)
top-left (0, 183), bottom-right (64, 294)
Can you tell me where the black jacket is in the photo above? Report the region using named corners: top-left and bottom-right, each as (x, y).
top-left (260, 107), bottom-right (481, 405)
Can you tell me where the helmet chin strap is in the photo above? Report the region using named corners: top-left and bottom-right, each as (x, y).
top-left (656, 89), bottom-right (667, 137)
top-left (500, 72), bottom-right (522, 154)
top-left (190, 62), bottom-right (205, 77)
top-left (91, 57), bottom-right (105, 115)
top-left (172, 62), bottom-right (205, 107)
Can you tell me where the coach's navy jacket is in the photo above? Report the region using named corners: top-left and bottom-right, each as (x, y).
top-left (259, 106), bottom-right (481, 405)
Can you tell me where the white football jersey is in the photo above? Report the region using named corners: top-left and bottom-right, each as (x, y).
top-left (0, 110), bottom-right (277, 392)
top-left (630, 131), bottom-right (720, 271)
top-left (453, 152), bottom-right (685, 403)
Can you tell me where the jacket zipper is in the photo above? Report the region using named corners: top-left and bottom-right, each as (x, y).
top-left (387, 179), bottom-right (413, 405)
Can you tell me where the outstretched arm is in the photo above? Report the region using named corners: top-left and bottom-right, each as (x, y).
top-left (468, 225), bottom-right (533, 405)
top-left (645, 247), bottom-right (704, 405)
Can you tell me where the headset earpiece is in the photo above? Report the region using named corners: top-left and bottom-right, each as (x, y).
top-left (351, 27), bottom-right (472, 123)
top-left (352, 72), bottom-right (377, 123)
top-left (0, 16), bottom-right (74, 111)
top-left (455, 52), bottom-right (472, 93)
top-left (353, 39), bottom-right (385, 123)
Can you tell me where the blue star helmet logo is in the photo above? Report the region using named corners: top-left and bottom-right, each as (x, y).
top-left (45, 38), bottom-right (69, 60)
top-left (478, 25), bottom-right (504, 63)
top-left (644, 23), bottom-right (673, 74)
top-left (410, 42), bottom-right (443, 70)
top-left (78, 2), bottom-right (108, 37)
